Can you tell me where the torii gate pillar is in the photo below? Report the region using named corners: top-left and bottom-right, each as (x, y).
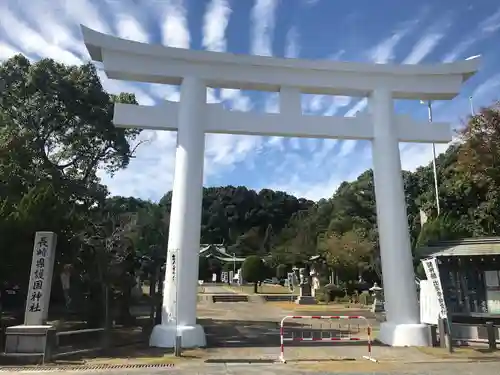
top-left (149, 77), bottom-right (207, 348)
top-left (370, 88), bottom-right (429, 345)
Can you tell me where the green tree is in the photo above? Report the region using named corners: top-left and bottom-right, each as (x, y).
top-left (241, 255), bottom-right (267, 293)
top-left (0, 54), bottom-right (141, 290)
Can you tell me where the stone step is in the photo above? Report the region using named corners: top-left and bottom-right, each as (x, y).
top-left (263, 294), bottom-right (297, 302)
top-left (212, 294), bottom-right (249, 303)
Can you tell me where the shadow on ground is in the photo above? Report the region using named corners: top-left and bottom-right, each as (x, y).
top-left (199, 318), bottom-right (384, 348)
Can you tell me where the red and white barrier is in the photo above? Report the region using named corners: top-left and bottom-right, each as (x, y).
top-left (279, 315), bottom-right (377, 363)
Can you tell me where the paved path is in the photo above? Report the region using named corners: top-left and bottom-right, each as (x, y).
top-left (3, 361), bottom-right (496, 374)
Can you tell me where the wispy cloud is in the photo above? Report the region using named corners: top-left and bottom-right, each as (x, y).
top-left (0, 6), bottom-right (82, 65)
top-left (480, 7), bottom-right (500, 33)
top-left (443, 9), bottom-right (500, 62)
top-left (368, 15), bottom-right (423, 64)
top-left (0, 42), bottom-right (21, 60)
top-left (203, 0), bottom-right (232, 52)
top-left (403, 14), bottom-right (452, 64)
top-left (344, 98), bottom-right (368, 117)
top-left (1, 0), bottom-right (499, 203)
top-left (285, 26), bottom-right (300, 58)
top-left (302, 0), bottom-right (320, 6)
top-left (159, 0), bottom-right (190, 48)
top-left (442, 36), bottom-right (476, 63)
top-left (251, 0), bottom-right (278, 56)
top-left (471, 73), bottom-right (500, 101)
top-left (61, 0), bottom-right (111, 35)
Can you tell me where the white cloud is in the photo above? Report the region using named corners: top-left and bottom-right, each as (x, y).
top-left (204, 133), bottom-right (265, 178)
top-left (203, 0), bottom-right (232, 52)
top-left (267, 136), bottom-right (285, 151)
top-left (285, 27), bottom-right (300, 58)
top-left (400, 143), bottom-right (448, 172)
top-left (443, 10), bottom-right (500, 63)
top-left (302, 0), bottom-right (320, 6)
top-left (471, 73), bottom-right (500, 101)
top-left (442, 36), bottom-right (476, 63)
top-left (403, 15), bottom-right (452, 64)
top-left (344, 98), bottom-right (368, 117)
top-left (480, 7), bottom-right (500, 33)
top-left (115, 14), bottom-right (150, 42)
top-left (289, 138), bottom-right (301, 151)
top-left (337, 140), bottom-right (357, 158)
top-left (159, 0), bottom-right (190, 48)
top-left (98, 130), bottom-right (177, 200)
top-left (251, 0), bottom-right (278, 56)
top-left (0, 6), bottom-right (83, 66)
top-left (368, 15), bottom-right (422, 64)
top-left (61, 0), bottom-right (111, 35)
top-left (403, 33), bottom-right (444, 64)
top-left (2, 0), bottom-right (498, 204)
top-left (0, 42), bottom-right (21, 60)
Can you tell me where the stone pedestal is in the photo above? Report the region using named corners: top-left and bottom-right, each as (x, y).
top-left (4, 233), bottom-right (59, 363)
top-left (295, 281), bottom-right (317, 305)
top-left (295, 296), bottom-right (317, 305)
top-left (4, 325), bottom-right (56, 363)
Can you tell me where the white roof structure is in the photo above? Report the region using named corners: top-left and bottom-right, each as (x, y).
top-left (199, 244), bottom-right (246, 262)
top-left (81, 25), bottom-right (478, 101)
top-left (81, 26), bottom-right (479, 143)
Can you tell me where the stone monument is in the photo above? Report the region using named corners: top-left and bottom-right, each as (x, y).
top-left (369, 283), bottom-right (385, 313)
top-left (310, 266), bottom-right (321, 297)
top-left (81, 24), bottom-right (479, 347)
top-left (295, 268), bottom-right (317, 305)
top-left (5, 232), bottom-right (57, 360)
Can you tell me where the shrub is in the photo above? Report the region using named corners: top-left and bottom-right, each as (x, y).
top-left (334, 295), bottom-right (351, 303)
top-left (314, 287), bottom-right (329, 303)
top-left (324, 283), bottom-right (345, 301)
top-left (358, 290), bottom-right (374, 306)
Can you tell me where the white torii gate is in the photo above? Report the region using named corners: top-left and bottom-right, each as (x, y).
top-left (81, 25), bottom-right (479, 348)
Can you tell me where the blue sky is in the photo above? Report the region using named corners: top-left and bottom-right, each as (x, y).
top-left (1, 0), bottom-right (500, 201)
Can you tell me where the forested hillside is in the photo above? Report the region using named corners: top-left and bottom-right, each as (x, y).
top-left (1, 54), bottom-right (500, 315)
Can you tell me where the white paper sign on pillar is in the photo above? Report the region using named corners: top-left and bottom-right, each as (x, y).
top-left (168, 248), bottom-right (178, 324)
top-left (421, 257), bottom-right (447, 318)
top-left (24, 232), bottom-right (57, 325)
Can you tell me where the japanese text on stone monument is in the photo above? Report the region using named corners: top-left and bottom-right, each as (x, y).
top-left (24, 232), bottom-right (57, 325)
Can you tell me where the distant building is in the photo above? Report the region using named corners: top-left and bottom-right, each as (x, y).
top-left (199, 244), bottom-right (246, 264)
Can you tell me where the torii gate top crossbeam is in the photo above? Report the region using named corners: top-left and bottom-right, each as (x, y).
top-left (81, 26), bottom-right (479, 100)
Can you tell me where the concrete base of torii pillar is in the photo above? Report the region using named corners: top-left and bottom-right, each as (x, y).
top-left (378, 323), bottom-right (431, 347)
top-left (150, 324), bottom-right (206, 348)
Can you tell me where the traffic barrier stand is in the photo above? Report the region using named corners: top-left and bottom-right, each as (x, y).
top-left (278, 315), bottom-right (378, 363)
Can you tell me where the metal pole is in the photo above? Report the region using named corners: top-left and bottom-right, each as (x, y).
top-left (427, 101), bottom-right (441, 216)
top-left (232, 253), bottom-right (236, 275)
top-left (469, 96), bottom-right (475, 116)
top-left (173, 248), bottom-right (182, 357)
